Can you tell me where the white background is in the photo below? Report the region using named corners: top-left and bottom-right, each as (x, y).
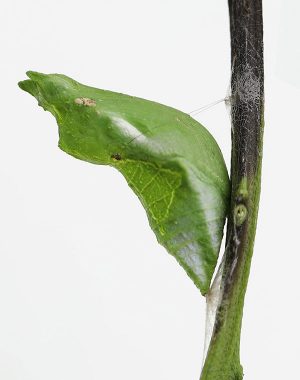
top-left (1, 1), bottom-right (299, 379)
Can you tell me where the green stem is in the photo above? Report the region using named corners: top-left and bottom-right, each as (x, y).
top-left (200, 1), bottom-right (264, 379)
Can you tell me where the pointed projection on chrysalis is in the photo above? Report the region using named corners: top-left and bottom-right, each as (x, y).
top-left (19, 71), bottom-right (230, 295)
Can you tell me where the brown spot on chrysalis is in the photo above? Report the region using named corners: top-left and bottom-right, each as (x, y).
top-left (74, 97), bottom-right (96, 107)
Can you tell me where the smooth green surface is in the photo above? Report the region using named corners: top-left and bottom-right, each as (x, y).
top-left (19, 71), bottom-right (230, 295)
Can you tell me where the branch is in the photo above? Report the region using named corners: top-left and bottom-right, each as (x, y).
top-left (200, 1), bottom-right (264, 379)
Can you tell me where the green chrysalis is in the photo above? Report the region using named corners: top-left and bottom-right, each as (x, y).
top-left (19, 71), bottom-right (230, 295)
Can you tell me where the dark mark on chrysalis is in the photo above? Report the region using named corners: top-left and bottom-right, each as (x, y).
top-left (111, 153), bottom-right (122, 161)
